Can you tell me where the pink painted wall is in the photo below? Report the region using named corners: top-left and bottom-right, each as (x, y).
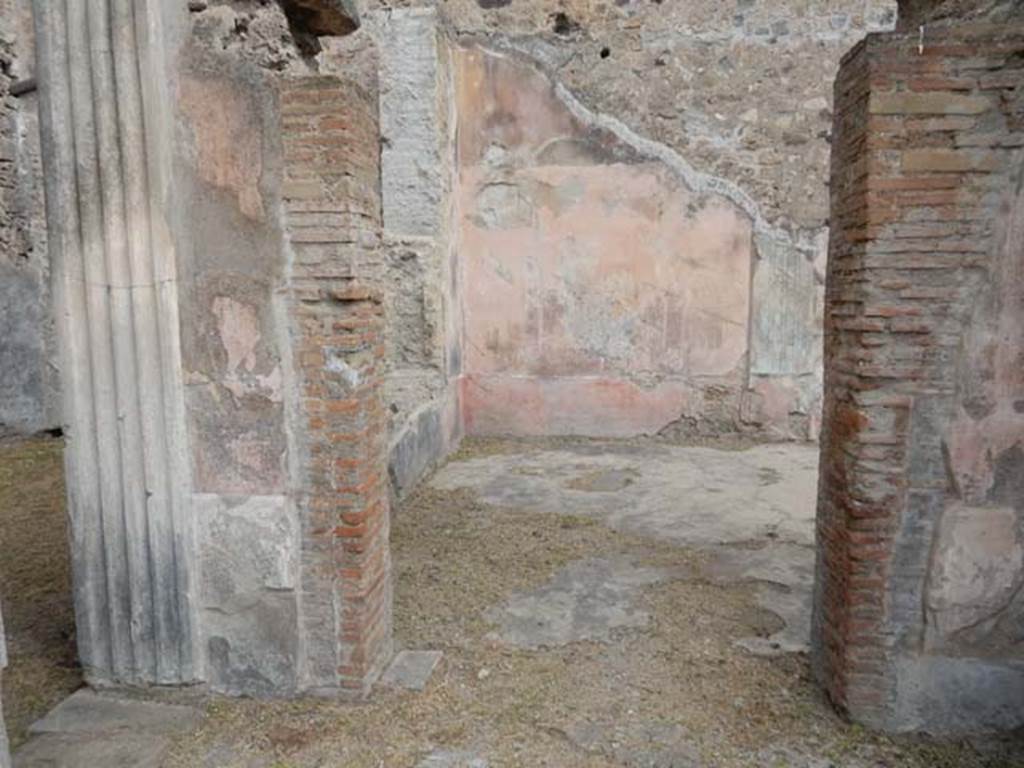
top-left (455, 47), bottom-right (755, 437)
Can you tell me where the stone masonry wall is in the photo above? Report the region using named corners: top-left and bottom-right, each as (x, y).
top-left (0, 0), bottom-right (57, 435)
top-left (28, 0), bottom-right (390, 696)
top-left (177, 3), bottom-right (392, 695)
top-left (362, 8), bottom-right (463, 498)
top-left (281, 74), bottom-right (393, 694)
top-left (813, 23), bottom-right (1024, 733)
top-left (178, 5), bottom-right (304, 693)
top-left (3, 0), bottom-right (911, 445)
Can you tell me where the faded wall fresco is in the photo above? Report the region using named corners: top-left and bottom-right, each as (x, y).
top-left (456, 47), bottom-right (757, 437)
top-left (177, 60), bottom-right (288, 497)
top-left (927, 156), bottom-right (1024, 658)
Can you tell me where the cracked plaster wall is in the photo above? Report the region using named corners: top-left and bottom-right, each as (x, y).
top-left (434, 0), bottom-right (898, 439)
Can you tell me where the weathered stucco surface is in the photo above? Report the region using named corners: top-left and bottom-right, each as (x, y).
top-left (1, 0), bottom-right (904, 442)
top-left (0, 607), bottom-right (8, 768)
top-left (177, 57), bottom-right (289, 497)
top-left (926, 154), bottom-right (1024, 658)
top-left (454, 42), bottom-right (830, 438)
top-left (457, 46), bottom-right (754, 437)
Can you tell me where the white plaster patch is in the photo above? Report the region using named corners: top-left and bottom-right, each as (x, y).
top-left (325, 350), bottom-right (362, 389)
top-left (212, 296), bottom-right (283, 402)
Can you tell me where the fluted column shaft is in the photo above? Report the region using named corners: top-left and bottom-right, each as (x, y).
top-left (33, 0), bottom-right (196, 685)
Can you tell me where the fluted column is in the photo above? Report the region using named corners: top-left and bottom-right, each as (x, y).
top-left (33, 0), bottom-right (197, 685)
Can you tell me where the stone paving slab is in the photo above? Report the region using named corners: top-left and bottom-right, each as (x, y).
top-left (15, 690), bottom-right (201, 768)
top-left (416, 749), bottom-right (489, 768)
top-left (14, 733), bottom-right (169, 768)
top-left (429, 443), bottom-right (819, 547)
top-left (29, 690), bottom-right (201, 736)
top-left (381, 650), bottom-right (444, 691)
top-left (484, 557), bottom-right (672, 650)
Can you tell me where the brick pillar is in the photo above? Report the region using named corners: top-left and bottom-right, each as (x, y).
top-left (281, 75), bottom-right (393, 694)
top-left (814, 24), bottom-right (1024, 731)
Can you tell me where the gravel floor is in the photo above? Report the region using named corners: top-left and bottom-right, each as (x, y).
top-left (166, 438), bottom-right (1024, 768)
top-left (4, 436), bottom-right (1024, 767)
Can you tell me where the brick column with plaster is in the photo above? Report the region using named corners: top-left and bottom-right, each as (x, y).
top-left (281, 75), bottom-right (393, 694)
top-left (814, 24), bottom-right (1024, 732)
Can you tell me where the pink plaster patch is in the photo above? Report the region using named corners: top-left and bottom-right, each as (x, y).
top-left (454, 47), bottom-right (753, 437)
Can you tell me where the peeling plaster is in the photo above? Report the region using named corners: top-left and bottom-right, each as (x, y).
top-left (465, 39), bottom-right (825, 263)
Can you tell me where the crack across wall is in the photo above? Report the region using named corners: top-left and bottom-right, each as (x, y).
top-left (458, 34), bottom-right (825, 263)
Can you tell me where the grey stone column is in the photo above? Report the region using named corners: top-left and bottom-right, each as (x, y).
top-left (32, 0), bottom-right (198, 685)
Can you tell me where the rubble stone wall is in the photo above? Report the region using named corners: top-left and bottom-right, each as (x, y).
top-left (0, 0), bottom-right (57, 435)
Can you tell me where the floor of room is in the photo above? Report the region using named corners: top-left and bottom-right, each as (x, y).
top-left (6, 437), bottom-right (1024, 767)
top-left (0, 436), bottom-right (80, 751)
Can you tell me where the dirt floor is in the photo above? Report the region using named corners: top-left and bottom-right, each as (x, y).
top-left (5, 436), bottom-right (1024, 767)
top-left (163, 438), bottom-right (1024, 768)
top-left (0, 436), bottom-right (82, 749)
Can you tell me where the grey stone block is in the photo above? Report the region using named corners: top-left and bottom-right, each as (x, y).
top-left (14, 733), bottom-right (170, 768)
top-left (389, 404), bottom-right (445, 499)
top-left (0, 264), bottom-right (49, 433)
top-left (371, 8), bottom-right (444, 237)
top-left (16, 690), bottom-right (201, 768)
top-left (417, 750), bottom-right (489, 768)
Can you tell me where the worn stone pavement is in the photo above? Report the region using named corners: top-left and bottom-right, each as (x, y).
top-left (430, 440), bottom-right (818, 658)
